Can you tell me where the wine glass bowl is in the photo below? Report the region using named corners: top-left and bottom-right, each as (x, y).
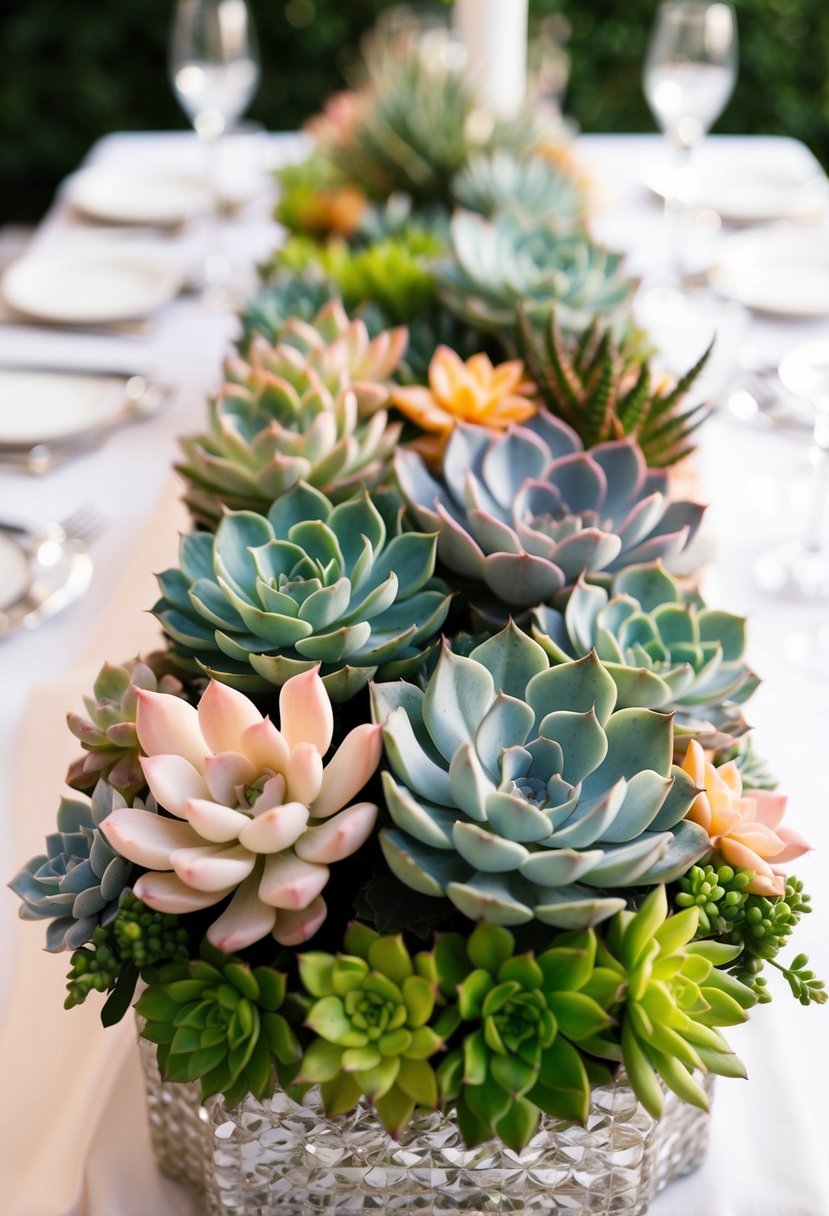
top-left (644, 1), bottom-right (737, 150)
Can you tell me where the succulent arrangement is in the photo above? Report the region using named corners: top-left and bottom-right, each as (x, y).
top-left (10, 32), bottom-right (823, 1190)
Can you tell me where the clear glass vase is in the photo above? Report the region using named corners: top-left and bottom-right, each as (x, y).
top-left (138, 1036), bottom-right (714, 1215)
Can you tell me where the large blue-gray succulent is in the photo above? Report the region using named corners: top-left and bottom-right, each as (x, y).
top-left (532, 563), bottom-right (759, 742)
top-left (155, 481), bottom-right (452, 701)
top-left (395, 413), bottom-right (704, 608)
top-left (371, 624), bottom-right (708, 929)
top-left (9, 781), bottom-right (137, 951)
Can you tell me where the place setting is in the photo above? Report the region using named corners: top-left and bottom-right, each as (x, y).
top-left (0, 506), bottom-right (98, 639)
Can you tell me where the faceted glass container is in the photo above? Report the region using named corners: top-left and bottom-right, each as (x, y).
top-left (138, 1036), bottom-right (714, 1216)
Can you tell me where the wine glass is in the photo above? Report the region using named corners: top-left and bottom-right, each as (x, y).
top-left (170, 0), bottom-right (260, 304)
top-left (643, 1), bottom-right (738, 287)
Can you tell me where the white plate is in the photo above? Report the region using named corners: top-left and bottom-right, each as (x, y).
top-left (1, 250), bottom-right (181, 325)
top-left (0, 533), bottom-right (31, 613)
top-left (779, 339), bottom-right (829, 405)
top-left (709, 228), bottom-right (829, 317)
top-left (67, 167), bottom-right (211, 227)
top-left (0, 370), bottom-right (132, 447)
top-left (645, 159), bottom-right (829, 224)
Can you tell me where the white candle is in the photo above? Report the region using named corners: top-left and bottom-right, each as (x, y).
top-left (454, 0), bottom-right (529, 120)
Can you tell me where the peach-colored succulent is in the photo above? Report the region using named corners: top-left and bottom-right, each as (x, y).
top-left (100, 670), bottom-right (381, 951)
top-left (391, 346), bottom-right (537, 467)
top-left (306, 88), bottom-right (368, 147)
top-left (681, 739), bottom-right (810, 897)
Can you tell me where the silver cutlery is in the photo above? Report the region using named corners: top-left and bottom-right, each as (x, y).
top-left (0, 506), bottom-right (100, 638)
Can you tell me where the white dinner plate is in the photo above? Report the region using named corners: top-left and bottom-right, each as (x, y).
top-left (0, 370), bottom-right (131, 448)
top-left (709, 228), bottom-right (829, 317)
top-left (66, 166), bottom-right (211, 227)
top-left (0, 533), bottom-right (32, 613)
top-left (644, 159), bottom-right (829, 224)
top-left (779, 339), bottom-right (829, 406)
top-left (1, 250), bottom-right (181, 325)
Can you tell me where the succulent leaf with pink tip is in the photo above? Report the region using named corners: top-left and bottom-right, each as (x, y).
top-left (99, 671), bottom-right (382, 951)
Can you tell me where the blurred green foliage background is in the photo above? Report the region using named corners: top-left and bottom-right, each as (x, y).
top-left (0, 0), bottom-right (825, 224)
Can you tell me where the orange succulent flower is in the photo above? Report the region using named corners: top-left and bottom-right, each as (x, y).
top-left (681, 739), bottom-right (810, 897)
top-left (391, 346), bottom-right (537, 466)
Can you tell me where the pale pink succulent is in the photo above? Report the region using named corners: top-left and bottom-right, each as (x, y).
top-left (681, 740), bottom-right (810, 897)
top-left (100, 670), bottom-right (381, 950)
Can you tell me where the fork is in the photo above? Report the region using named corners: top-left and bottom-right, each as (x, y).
top-left (0, 505), bottom-right (102, 549)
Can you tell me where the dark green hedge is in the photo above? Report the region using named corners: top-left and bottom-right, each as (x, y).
top-left (1, 0), bottom-right (826, 224)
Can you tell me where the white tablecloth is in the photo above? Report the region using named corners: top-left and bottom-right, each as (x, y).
top-left (0, 132), bottom-right (827, 1215)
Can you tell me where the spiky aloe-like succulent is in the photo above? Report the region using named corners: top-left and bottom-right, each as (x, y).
top-left (66, 659), bottom-right (183, 800)
top-left (395, 413), bottom-right (704, 608)
top-left (435, 923), bottom-right (615, 1150)
top-left (436, 211), bottom-right (636, 339)
top-left (318, 37), bottom-right (537, 207)
top-left (452, 151), bottom-right (586, 228)
top-left (517, 314), bottom-right (711, 468)
top-left (297, 922), bottom-right (443, 1135)
top-left (591, 886), bottom-right (756, 1117)
top-left (100, 672), bottom-right (382, 950)
top-left (9, 781), bottom-right (138, 952)
top-left (532, 564), bottom-right (758, 739)
top-left (177, 308), bottom-right (406, 526)
top-left (136, 944), bottom-right (300, 1108)
top-left (154, 482), bottom-right (452, 701)
top-left (371, 624), bottom-right (708, 930)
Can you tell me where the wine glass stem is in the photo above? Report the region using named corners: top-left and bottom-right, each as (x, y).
top-left (664, 141), bottom-right (694, 286)
top-left (201, 133), bottom-right (230, 287)
top-left (804, 405), bottom-right (829, 555)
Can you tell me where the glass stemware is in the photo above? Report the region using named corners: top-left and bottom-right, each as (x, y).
top-left (170, 0), bottom-right (260, 305)
top-left (643, 1), bottom-right (738, 287)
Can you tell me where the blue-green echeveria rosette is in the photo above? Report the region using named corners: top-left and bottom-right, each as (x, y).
top-left (154, 480), bottom-right (452, 701)
top-left (395, 412), bottom-right (705, 609)
top-left (9, 781), bottom-right (139, 952)
top-left (371, 623), bottom-right (709, 930)
top-left (533, 563), bottom-right (759, 741)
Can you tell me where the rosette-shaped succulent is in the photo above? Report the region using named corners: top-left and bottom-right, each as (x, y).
top-left (371, 625), bottom-right (709, 929)
top-left (435, 923), bottom-right (615, 1150)
top-left (154, 482), bottom-right (452, 700)
top-left (66, 658), bottom-right (183, 800)
top-left (681, 741), bottom-right (810, 897)
top-left (395, 414), bottom-right (704, 608)
top-left (178, 306), bottom-right (407, 526)
top-left (297, 922), bottom-right (443, 1135)
top-left (452, 151), bottom-right (586, 228)
top-left (239, 275), bottom-right (336, 352)
top-left (436, 211), bottom-right (636, 337)
top-left (517, 313), bottom-right (711, 467)
top-left (532, 565), bottom-right (758, 735)
top-left (391, 345), bottom-right (537, 468)
top-left (100, 672), bottom-right (382, 949)
top-left (136, 945), bottom-right (300, 1108)
top-left (594, 886), bottom-right (756, 1117)
top-left (10, 781), bottom-right (136, 952)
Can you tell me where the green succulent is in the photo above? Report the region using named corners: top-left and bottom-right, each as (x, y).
top-left (371, 623), bottom-right (708, 930)
top-left (65, 892), bottom-right (190, 1011)
top-left (435, 210), bottom-right (636, 340)
top-left (274, 152), bottom-right (364, 238)
top-left (273, 232), bottom-right (444, 326)
top-left (674, 863), bottom-right (753, 936)
top-left (155, 481), bottom-right (451, 701)
top-left (516, 313), bottom-right (711, 468)
top-left (593, 886), bottom-right (756, 1118)
top-left (297, 922), bottom-right (444, 1135)
top-left (136, 944), bottom-right (300, 1109)
top-left (322, 38), bottom-right (537, 207)
top-left (532, 564), bottom-right (759, 744)
top-left (434, 922), bottom-right (617, 1151)
top-left (9, 781), bottom-right (138, 952)
top-left (177, 308), bottom-right (406, 527)
top-left (452, 151), bottom-right (586, 228)
top-left (66, 659), bottom-right (182, 800)
top-left (239, 274), bottom-right (337, 353)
